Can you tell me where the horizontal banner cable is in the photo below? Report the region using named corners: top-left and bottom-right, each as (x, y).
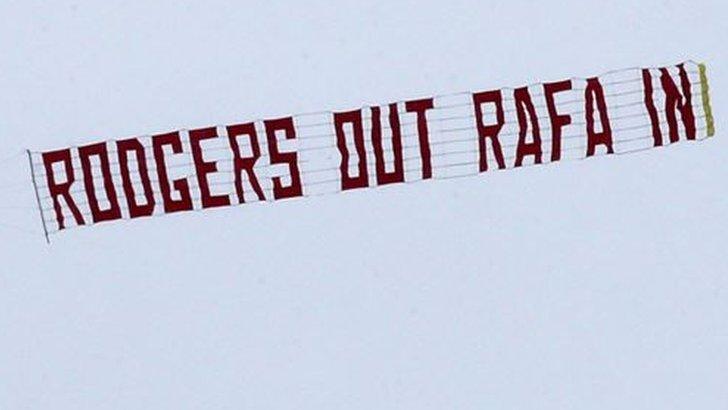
top-left (283, 63), bottom-right (700, 120)
top-left (29, 61), bottom-right (713, 236)
top-left (37, 127), bottom-right (708, 216)
top-left (28, 80), bottom-right (699, 166)
top-left (26, 68), bottom-right (700, 154)
top-left (29, 97), bottom-right (684, 172)
top-left (30, 113), bottom-right (708, 188)
top-left (39, 130), bottom-right (709, 229)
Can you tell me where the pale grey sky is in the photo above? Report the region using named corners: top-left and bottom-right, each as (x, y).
top-left (1, 1), bottom-right (727, 409)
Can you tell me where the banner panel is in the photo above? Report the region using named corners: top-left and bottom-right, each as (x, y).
top-left (29, 61), bottom-right (715, 238)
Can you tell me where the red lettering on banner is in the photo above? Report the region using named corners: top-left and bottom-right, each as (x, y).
top-left (585, 78), bottom-right (614, 156)
top-left (152, 131), bottom-right (194, 213)
top-left (117, 138), bottom-right (155, 218)
top-left (513, 87), bottom-right (543, 166)
top-left (78, 142), bottom-right (122, 223)
top-left (642, 68), bottom-right (662, 147)
top-left (189, 127), bottom-right (231, 209)
top-left (404, 98), bottom-right (434, 179)
top-left (264, 117), bottom-right (303, 199)
top-left (42, 149), bottom-right (86, 230)
top-left (543, 80), bottom-right (572, 161)
top-left (660, 64), bottom-right (696, 143)
top-left (473, 90), bottom-right (506, 172)
top-left (29, 61), bottom-right (712, 234)
top-left (227, 122), bottom-right (266, 203)
top-left (370, 104), bottom-right (405, 185)
top-left (642, 69), bottom-right (663, 147)
top-left (334, 110), bottom-right (369, 190)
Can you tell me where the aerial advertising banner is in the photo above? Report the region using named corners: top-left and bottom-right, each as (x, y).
top-left (28, 61), bottom-right (715, 240)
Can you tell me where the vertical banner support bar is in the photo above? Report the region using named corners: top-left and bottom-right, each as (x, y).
top-left (698, 63), bottom-right (715, 138)
top-left (26, 150), bottom-right (50, 244)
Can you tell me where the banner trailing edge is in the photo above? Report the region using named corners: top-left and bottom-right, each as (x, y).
top-left (698, 63), bottom-right (715, 137)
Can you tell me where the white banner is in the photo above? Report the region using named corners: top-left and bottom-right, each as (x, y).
top-left (28, 61), bottom-right (716, 240)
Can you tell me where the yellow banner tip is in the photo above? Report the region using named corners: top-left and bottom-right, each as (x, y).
top-left (698, 63), bottom-right (715, 138)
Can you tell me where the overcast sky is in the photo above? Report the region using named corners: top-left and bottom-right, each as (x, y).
top-left (1, 1), bottom-right (727, 409)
